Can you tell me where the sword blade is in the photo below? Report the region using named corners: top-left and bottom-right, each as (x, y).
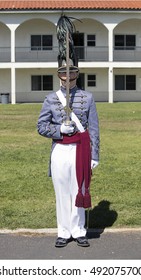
top-left (66, 30), bottom-right (70, 122)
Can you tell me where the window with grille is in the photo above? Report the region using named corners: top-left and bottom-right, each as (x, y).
top-left (114, 35), bottom-right (136, 50)
top-left (31, 75), bottom-right (53, 91)
top-left (87, 74), bottom-right (96, 87)
top-left (31, 35), bottom-right (52, 50)
top-left (87, 35), bottom-right (96, 47)
top-left (115, 75), bottom-right (136, 90)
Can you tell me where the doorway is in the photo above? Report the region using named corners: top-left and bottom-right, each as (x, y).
top-left (73, 33), bottom-right (84, 60)
top-left (77, 73), bottom-right (85, 90)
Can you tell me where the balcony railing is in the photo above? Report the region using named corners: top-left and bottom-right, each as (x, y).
top-left (0, 47), bottom-right (11, 62)
top-left (15, 46), bottom-right (109, 62)
top-left (0, 46), bottom-right (108, 62)
top-left (15, 47), bottom-right (58, 62)
top-left (1, 46), bottom-right (141, 62)
top-left (114, 46), bottom-right (141, 61)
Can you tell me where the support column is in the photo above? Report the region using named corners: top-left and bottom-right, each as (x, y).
top-left (104, 24), bottom-right (116, 103)
top-left (11, 29), bottom-right (15, 62)
top-left (108, 67), bottom-right (113, 103)
top-left (11, 66), bottom-right (16, 104)
top-left (7, 24), bottom-right (19, 104)
top-left (11, 29), bottom-right (16, 104)
top-left (108, 28), bottom-right (114, 62)
top-left (108, 27), bottom-right (114, 103)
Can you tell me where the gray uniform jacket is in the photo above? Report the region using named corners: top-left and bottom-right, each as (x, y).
top-left (37, 86), bottom-right (100, 175)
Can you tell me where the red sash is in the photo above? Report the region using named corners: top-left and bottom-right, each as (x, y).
top-left (56, 130), bottom-right (92, 208)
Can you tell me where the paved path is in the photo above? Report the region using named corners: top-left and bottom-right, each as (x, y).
top-left (0, 228), bottom-right (141, 259)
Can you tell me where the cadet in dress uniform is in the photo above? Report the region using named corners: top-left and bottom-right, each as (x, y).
top-left (37, 15), bottom-right (100, 247)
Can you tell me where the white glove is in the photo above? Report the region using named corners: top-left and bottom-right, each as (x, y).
top-left (91, 160), bottom-right (99, 169)
top-left (60, 123), bottom-right (75, 134)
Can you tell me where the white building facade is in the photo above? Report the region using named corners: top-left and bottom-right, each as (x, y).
top-left (1, 1), bottom-right (141, 103)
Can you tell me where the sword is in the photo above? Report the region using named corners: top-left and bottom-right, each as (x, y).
top-left (64, 30), bottom-right (71, 125)
top-left (61, 30), bottom-right (77, 136)
top-left (66, 30), bottom-right (70, 122)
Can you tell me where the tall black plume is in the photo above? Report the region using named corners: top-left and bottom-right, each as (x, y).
top-left (56, 15), bottom-right (78, 67)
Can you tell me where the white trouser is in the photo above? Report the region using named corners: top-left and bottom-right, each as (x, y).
top-left (51, 143), bottom-right (86, 239)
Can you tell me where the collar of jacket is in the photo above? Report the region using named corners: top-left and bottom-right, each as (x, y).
top-left (61, 86), bottom-right (77, 95)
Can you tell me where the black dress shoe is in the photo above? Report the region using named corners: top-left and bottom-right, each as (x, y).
top-left (75, 236), bottom-right (90, 247)
top-left (55, 237), bottom-right (68, 248)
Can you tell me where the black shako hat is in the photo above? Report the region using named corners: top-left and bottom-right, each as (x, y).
top-left (56, 15), bottom-right (79, 74)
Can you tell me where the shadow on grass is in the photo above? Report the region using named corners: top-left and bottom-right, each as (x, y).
top-left (85, 200), bottom-right (118, 239)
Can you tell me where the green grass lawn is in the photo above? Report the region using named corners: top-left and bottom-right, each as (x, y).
top-left (0, 102), bottom-right (141, 229)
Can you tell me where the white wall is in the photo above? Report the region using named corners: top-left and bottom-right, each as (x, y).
top-left (0, 69), bottom-right (11, 92)
top-left (16, 68), bottom-right (60, 102)
top-left (16, 19), bottom-right (56, 47)
top-left (113, 68), bottom-right (141, 101)
top-left (0, 69), bottom-right (11, 102)
top-left (0, 22), bottom-right (10, 47)
top-left (74, 18), bottom-right (108, 47)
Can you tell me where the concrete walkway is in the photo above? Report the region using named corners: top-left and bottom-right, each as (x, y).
top-left (0, 228), bottom-right (141, 259)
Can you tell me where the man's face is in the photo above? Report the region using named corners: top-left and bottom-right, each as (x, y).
top-left (59, 71), bottom-right (79, 88)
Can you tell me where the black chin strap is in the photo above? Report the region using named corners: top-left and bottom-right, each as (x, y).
top-left (58, 73), bottom-right (79, 82)
top-left (59, 77), bottom-right (77, 82)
